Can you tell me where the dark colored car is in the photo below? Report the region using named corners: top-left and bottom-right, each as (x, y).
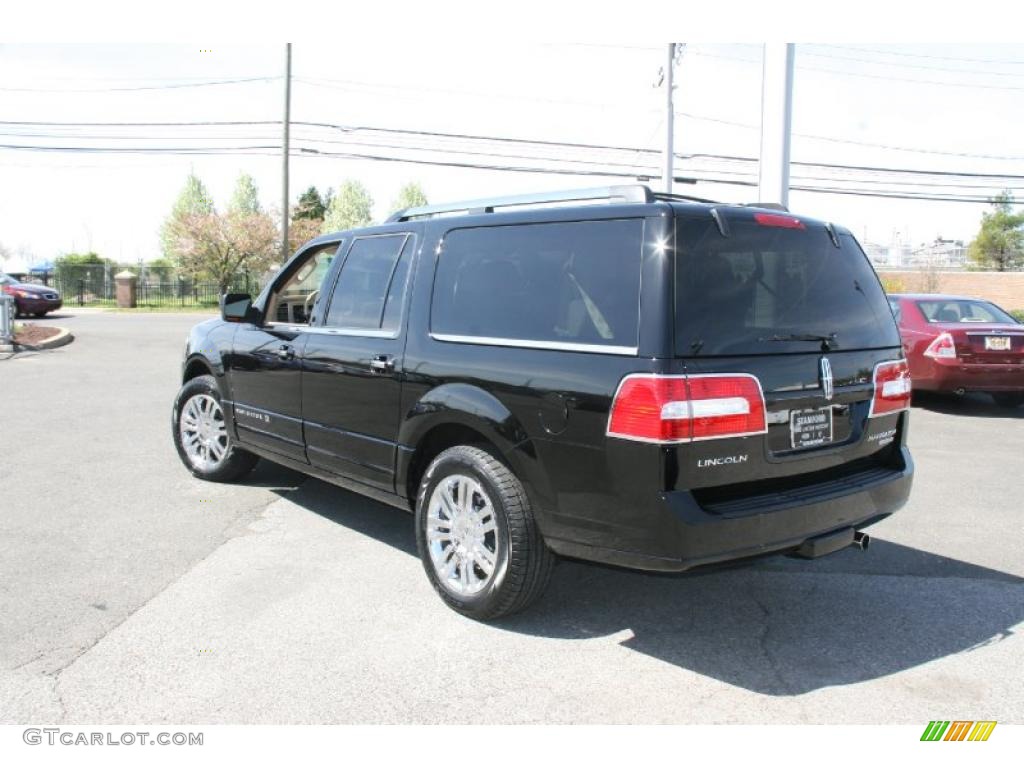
top-left (0, 273), bottom-right (62, 317)
top-left (172, 186), bottom-right (914, 619)
top-left (888, 293), bottom-right (1024, 408)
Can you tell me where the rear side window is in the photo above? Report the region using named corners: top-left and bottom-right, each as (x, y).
top-left (675, 217), bottom-right (900, 355)
top-left (431, 219), bottom-right (644, 349)
top-left (324, 234), bottom-right (409, 330)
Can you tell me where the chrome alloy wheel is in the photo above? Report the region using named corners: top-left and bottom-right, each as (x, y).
top-left (426, 474), bottom-right (501, 597)
top-left (179, 394), bottom-right (229, 472)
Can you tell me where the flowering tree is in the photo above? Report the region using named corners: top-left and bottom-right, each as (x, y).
top-left (167, 210), bottom-right (278, 293)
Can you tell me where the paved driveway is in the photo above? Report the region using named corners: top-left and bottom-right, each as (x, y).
top-left (2, 310), bottom-right (1022, 723)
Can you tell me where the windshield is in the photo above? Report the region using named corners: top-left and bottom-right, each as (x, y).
top-left (675, 216), bottom-right (900, 356)
top-left (0, 273), bottom-right (18, 286)
top-left (915, 299), bottom-right (1019, 325)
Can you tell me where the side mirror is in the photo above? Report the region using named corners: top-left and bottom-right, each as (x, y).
top-left (221, 292), bottom-right (255, 323)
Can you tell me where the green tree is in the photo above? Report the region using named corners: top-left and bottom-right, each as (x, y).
top-left (229, 172), bottom-right (262, 214)
top-left (294, 185), bottom-right (328, 221)
top-left (968, 191), bottom-right (1024, 271)
top-left (160, 173), bottom-right (215, 259)
top-left (390, 181), bottom-right (428, 214)
top-left (322, 180), bottom-right (373, 233)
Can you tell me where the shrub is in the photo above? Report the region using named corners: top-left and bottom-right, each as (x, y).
top-left (879, 275), bottom-right (905, 294)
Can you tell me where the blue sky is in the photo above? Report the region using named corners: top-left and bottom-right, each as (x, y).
top-left (2, 41), bottom-right (1024, 266)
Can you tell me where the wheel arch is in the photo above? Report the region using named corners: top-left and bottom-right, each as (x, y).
top-left (397, 383), bottom-right (555, 519)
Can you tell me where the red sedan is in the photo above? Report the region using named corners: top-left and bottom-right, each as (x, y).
top-left (888, 293), bottom-right (1024, 408)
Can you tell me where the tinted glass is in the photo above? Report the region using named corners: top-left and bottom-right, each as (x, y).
top-left (675, 218), bottom-right (900, 355)
top-left (324, 235), bottom-right (407, 329)
top-left (431, 219), bottom-right (644, 347)
top-left (381, 237), bottom-right (416, 332)
top-left (916, 299), bottom-right (1018, 325)
top-left (888, 298), bottom-right (902, 323)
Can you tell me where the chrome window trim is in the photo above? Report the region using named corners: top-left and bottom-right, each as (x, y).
top-left (428, 218), bottom-right (646, 353)
top-left (284, 326), bottom-right (399, 339)
top-left (430, 332), bottom-right (636, 356)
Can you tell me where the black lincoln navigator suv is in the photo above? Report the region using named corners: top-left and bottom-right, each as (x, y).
top-left (172, 185), bottom-right (913, 619)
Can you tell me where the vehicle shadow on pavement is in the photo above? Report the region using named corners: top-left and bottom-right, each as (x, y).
top-left (913, 391), bottom-right (1024, 419)
top-left (273, 477), bottom-right (1024, 697)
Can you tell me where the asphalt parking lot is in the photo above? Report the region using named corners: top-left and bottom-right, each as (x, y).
top-left (2, 310), bottom-right (1022, 724)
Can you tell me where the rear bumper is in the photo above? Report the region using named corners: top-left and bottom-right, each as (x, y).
top-left (917, 359), bottom-right (1024, 393)
top-left (546, 447), bottom-right (913, 573)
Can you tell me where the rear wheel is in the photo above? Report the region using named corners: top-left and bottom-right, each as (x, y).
top-left (992, 393), bottom-right (1024, 408)
top-left (415, 445), bottom-right (555, 620)
top-left (172, 374), bottom-right (258, 482)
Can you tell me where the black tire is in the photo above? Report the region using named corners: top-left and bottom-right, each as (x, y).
top-left (992, 393), bottom-right (1024, 408)
top-left (415, 445), bottom-right (555, 620)
top-left (171, 374), bottom-right (258, 482)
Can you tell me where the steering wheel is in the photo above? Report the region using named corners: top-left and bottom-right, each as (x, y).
top-left (303, 289), bottom-right (320, 320)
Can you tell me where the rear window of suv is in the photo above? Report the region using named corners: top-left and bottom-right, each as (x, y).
top-left (431, 219), bottom-right (644, 350)
top-left (675, 215), bottom-right (900, 356)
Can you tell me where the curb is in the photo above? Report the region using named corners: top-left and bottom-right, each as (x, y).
top-left (16, 326), bottom-right (74, 352)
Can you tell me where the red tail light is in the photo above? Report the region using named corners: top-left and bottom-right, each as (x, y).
top-left (753, 212), bottom-right (805, 230)
top-left (870, 359), bottom-right (912, 418)
top-left (923, 332), bottom-right (956, 359)
top-left (1, 285), bottom-right (14, 295)
top-left (607, 373), bottom-right (767, 444)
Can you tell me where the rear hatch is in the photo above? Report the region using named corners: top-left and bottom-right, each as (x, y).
top-left (668, 208), bottom-right (908, 511)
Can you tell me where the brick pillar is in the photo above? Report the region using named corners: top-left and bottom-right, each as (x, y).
top-left (115, 270), bottom-right (137, 308)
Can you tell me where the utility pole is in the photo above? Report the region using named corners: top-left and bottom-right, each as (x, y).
top-left (281, 43), bottom-right (292, 263)
top-left (757, 43), bottom-right (795, 208)
top-left (663, 43), bottom-right (676, 194)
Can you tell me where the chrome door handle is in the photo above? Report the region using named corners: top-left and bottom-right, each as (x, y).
top-left (369, 355), bottom-right (394, 373)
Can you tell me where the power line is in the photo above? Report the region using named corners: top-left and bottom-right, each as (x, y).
top-left (5, 119), bottom-right (1024, 185)
top-left (0, 76), bottom-right (281, 93)
top-left (697, 50), bottom-right (1024, 92)
top-left (674, 110), bottom-right (1024, 161)
top-left (799, 47), bottom-right (1024, 78)
top-left (821, 44), bottom-right (1024, 67)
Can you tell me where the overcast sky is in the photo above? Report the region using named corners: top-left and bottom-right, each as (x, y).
top-left (3, 41), bottom-right (1024, 266)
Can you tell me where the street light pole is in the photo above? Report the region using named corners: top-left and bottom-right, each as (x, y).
top-left (281, 43), bottom-right (292, 263)
top-left (757, 43), bottom-right (795, 208)
top-left (663, 43), bottom-right (675, 195)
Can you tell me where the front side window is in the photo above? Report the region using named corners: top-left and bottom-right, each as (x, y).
top-left (266, 242), bottom-right (341, 325)
top-left (430, 219), bottom-right (644, 349)
top-left (323, 234), bottom-right (410, 330)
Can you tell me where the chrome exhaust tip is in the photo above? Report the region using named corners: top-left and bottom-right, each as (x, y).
top-left (853, 531), bottom-right (870, 551)
top-left (954, 387), bottom-right (966, 396)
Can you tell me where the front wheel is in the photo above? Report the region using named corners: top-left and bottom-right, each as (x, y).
top-left (172, 374), bottom-right (258, 482)
top-left (992, 392), bottom-right (1024, 408)
top-left (415, 445), bottom-right (555, 620)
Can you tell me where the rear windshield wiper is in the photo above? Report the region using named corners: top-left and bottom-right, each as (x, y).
top-left (758, 332), bottom-right (838, 351)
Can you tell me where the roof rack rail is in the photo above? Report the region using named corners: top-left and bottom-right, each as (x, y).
top-left (650, 191), bottom-right (721, 205)
top-left (742, 201), bottom-right (789, 212)
top-left (386, 185), bottom-right (655, 222)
